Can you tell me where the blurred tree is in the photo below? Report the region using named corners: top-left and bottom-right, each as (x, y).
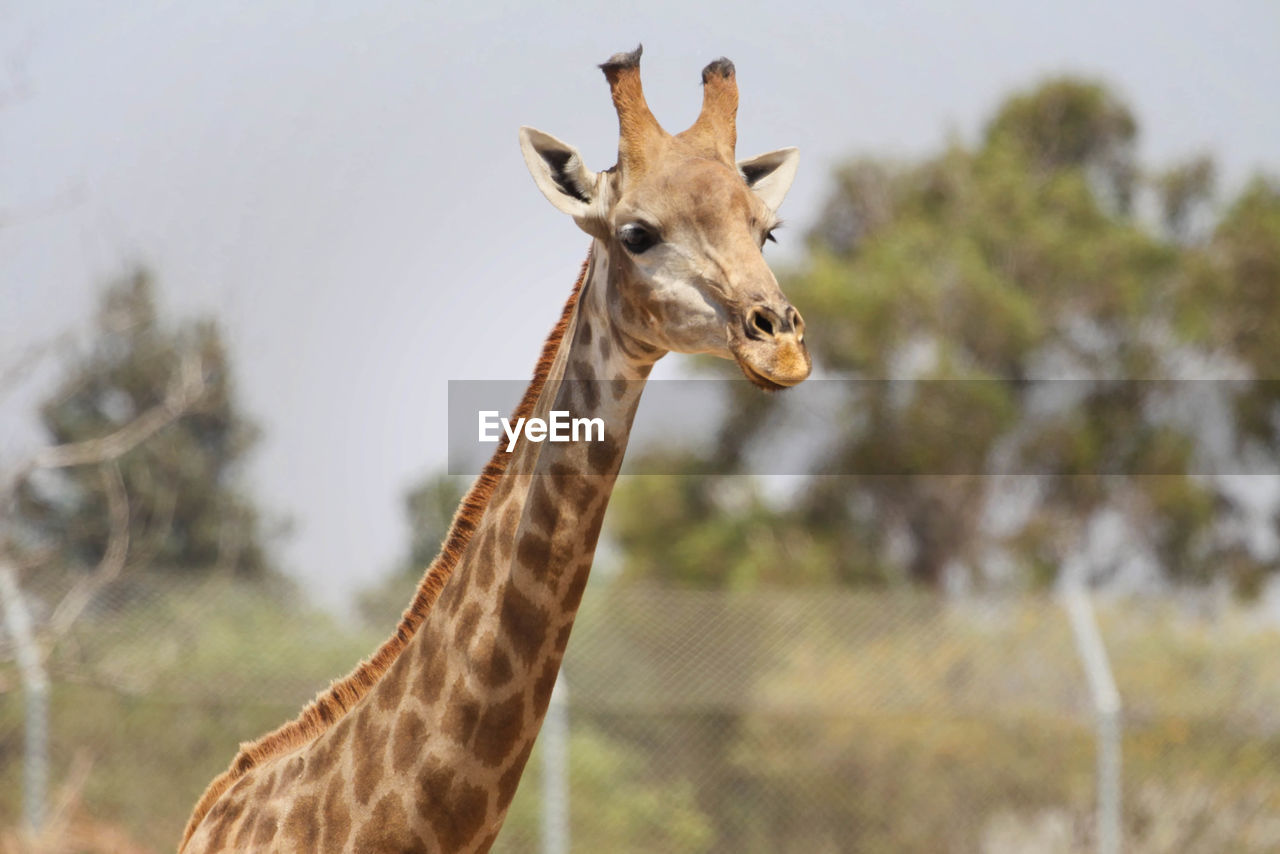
top-left (985, 77), bottom-right (1138, 211)
top-left (1191, 177), bottom-right (1280, 390)
top-left (11, 270), bottom-right (278, 580)
top-left (1155, 155), bottom-right (1216, 242)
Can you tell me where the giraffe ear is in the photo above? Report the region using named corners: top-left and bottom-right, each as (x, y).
top-left (738, 147), bottom-right (800, 212)
top-left (519, 127), bottom-right (600, 220)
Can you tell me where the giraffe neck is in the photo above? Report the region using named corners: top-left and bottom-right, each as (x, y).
top-left (329, 245), bottom-right (657, 852)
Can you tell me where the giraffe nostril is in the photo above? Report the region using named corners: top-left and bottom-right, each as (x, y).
top-left (745, 306), bottom-right (801, 341)
top-left (746, 306), bottom-right (788, 340)
top-left (788, 307), bottom-right (805, 342)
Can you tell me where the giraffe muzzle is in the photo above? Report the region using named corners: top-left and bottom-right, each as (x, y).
top-left (733, 303), bottom-right (811, 390)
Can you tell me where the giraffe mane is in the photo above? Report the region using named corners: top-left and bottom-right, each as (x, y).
top-left (180, 255), bottom-right (589, 849)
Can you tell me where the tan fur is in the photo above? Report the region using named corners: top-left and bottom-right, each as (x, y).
top-left (603, 51), bottom-right (740, 185)
top-left (178, 256), bottom-right (589, 849)
top-left (601, 51), bottom-right (666, 179)
top-left (678, 61), bottom-right (738, 164)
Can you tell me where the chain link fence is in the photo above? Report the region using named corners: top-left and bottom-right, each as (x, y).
top-left (1, 575), bottom-right (1279, 852)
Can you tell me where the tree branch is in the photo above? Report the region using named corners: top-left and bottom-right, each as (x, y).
top-left (0, 347), bottom-right (209, 646)
top-left (46, 464), bottom-right (129, 638)
top-left (27, 350), bottom-right (207, 471)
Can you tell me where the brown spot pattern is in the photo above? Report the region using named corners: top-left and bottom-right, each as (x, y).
top-left (577, 372), bottom-right (600, 410)
top-left (474, 694), bottom-right (526, 767)
top-left (321, 778), bottom-right (353, 851)
top-left (282, 794), bottom-right (321, 849)
top-left (442, 677), bottom-right (482, 745)
top-left (377, 653), bottom-right (408, 711)
top-left (455, 602), bottom-right (483, 640)
top-left (500, 503), bottom-right (520, 547)
top-left (349, 715), bottom-right (387, 807)
top-left (415, 754), bottom-right (457, 813)
top-left (202, 791), bottom-right (244, 851)
top-left (352, 792), bottom-right (419, 853)
top-left (497, 584), bottom-right (549, 669)
top-left (567, 476), bottom-right (599, 517)
top-left (251, 813), bottom-right (278, 847)
top-left (529, 478), bottom-right (557, 533)
top-left (561, 565), bottom-right (591, 611)
top-left (304, 718), bottom-right (348, 784)
top-left (496, 742), bottom-right (536, 809)
top-left (428, 778), bottom-right (490, 852)
top-left (392, 708), bottom-right (426, 774)
top-left (232, 812), bottom-right (255, 849)
top-left (414, 643), bottom-right (447, 705)
top-left (516, 531), bottom-right (551, 576)
top-left (532, 658), bottom-right (561, 714)
top-left (474, 527), bottom-right (496, 589)
top-left (477, 632), bottom-right (514, 688)
top-left (587, 434), bottom-right (619, 474)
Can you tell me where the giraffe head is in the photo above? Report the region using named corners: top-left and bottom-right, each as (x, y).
top-left (519, 46), bottom-right (811, 389)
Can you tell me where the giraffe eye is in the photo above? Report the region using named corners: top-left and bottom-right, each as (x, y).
top-left (618, 223), bottom-right (658, 254)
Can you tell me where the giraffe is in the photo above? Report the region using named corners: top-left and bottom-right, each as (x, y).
top-left (179, 45), bottom-right (809, 853)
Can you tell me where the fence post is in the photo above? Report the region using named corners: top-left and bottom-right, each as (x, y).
top-left (1064, 587), bottom-right (1122, 854)
top-left (0, 562), bottom-right (48, 833)
top-left (542, 672), bottom-right (570, 854)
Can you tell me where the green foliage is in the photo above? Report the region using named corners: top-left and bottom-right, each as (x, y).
top-left (1189, 178), bottom-right (1280, 473)
top-left (12, 271), bottom-right (278, 580)
top-left (985, 77), bottom-right (1137, 210)
top-left (609, 464), bottom-right (847, 589)
top-left (495, 726), bottom-right (714, 854)
top-left (1154, 155), bottom-right (1215, 241)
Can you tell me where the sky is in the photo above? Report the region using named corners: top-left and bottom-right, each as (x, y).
top-left (2, 0), bottom-right (1278, 613)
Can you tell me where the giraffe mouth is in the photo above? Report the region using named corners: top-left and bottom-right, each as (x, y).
top-left (736, 356), bottom-right (800, 391)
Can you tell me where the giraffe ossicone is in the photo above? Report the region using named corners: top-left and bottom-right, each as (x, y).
top-left (180, 45), bottom-right (810, 853)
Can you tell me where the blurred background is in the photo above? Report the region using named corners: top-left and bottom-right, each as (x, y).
top-left (2, 1), bottom-right (1279, 851)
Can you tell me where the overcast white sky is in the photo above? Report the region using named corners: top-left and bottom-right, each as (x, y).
top-left (2, 1), bottom-right (1277, 612)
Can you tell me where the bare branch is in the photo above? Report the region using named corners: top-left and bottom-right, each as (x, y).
top-left (46, 464), bottom-right (129, 638)
top-left (0, 347), bottom-right (210, 648)
top-left (27, 350), bottom-right (207, 471)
